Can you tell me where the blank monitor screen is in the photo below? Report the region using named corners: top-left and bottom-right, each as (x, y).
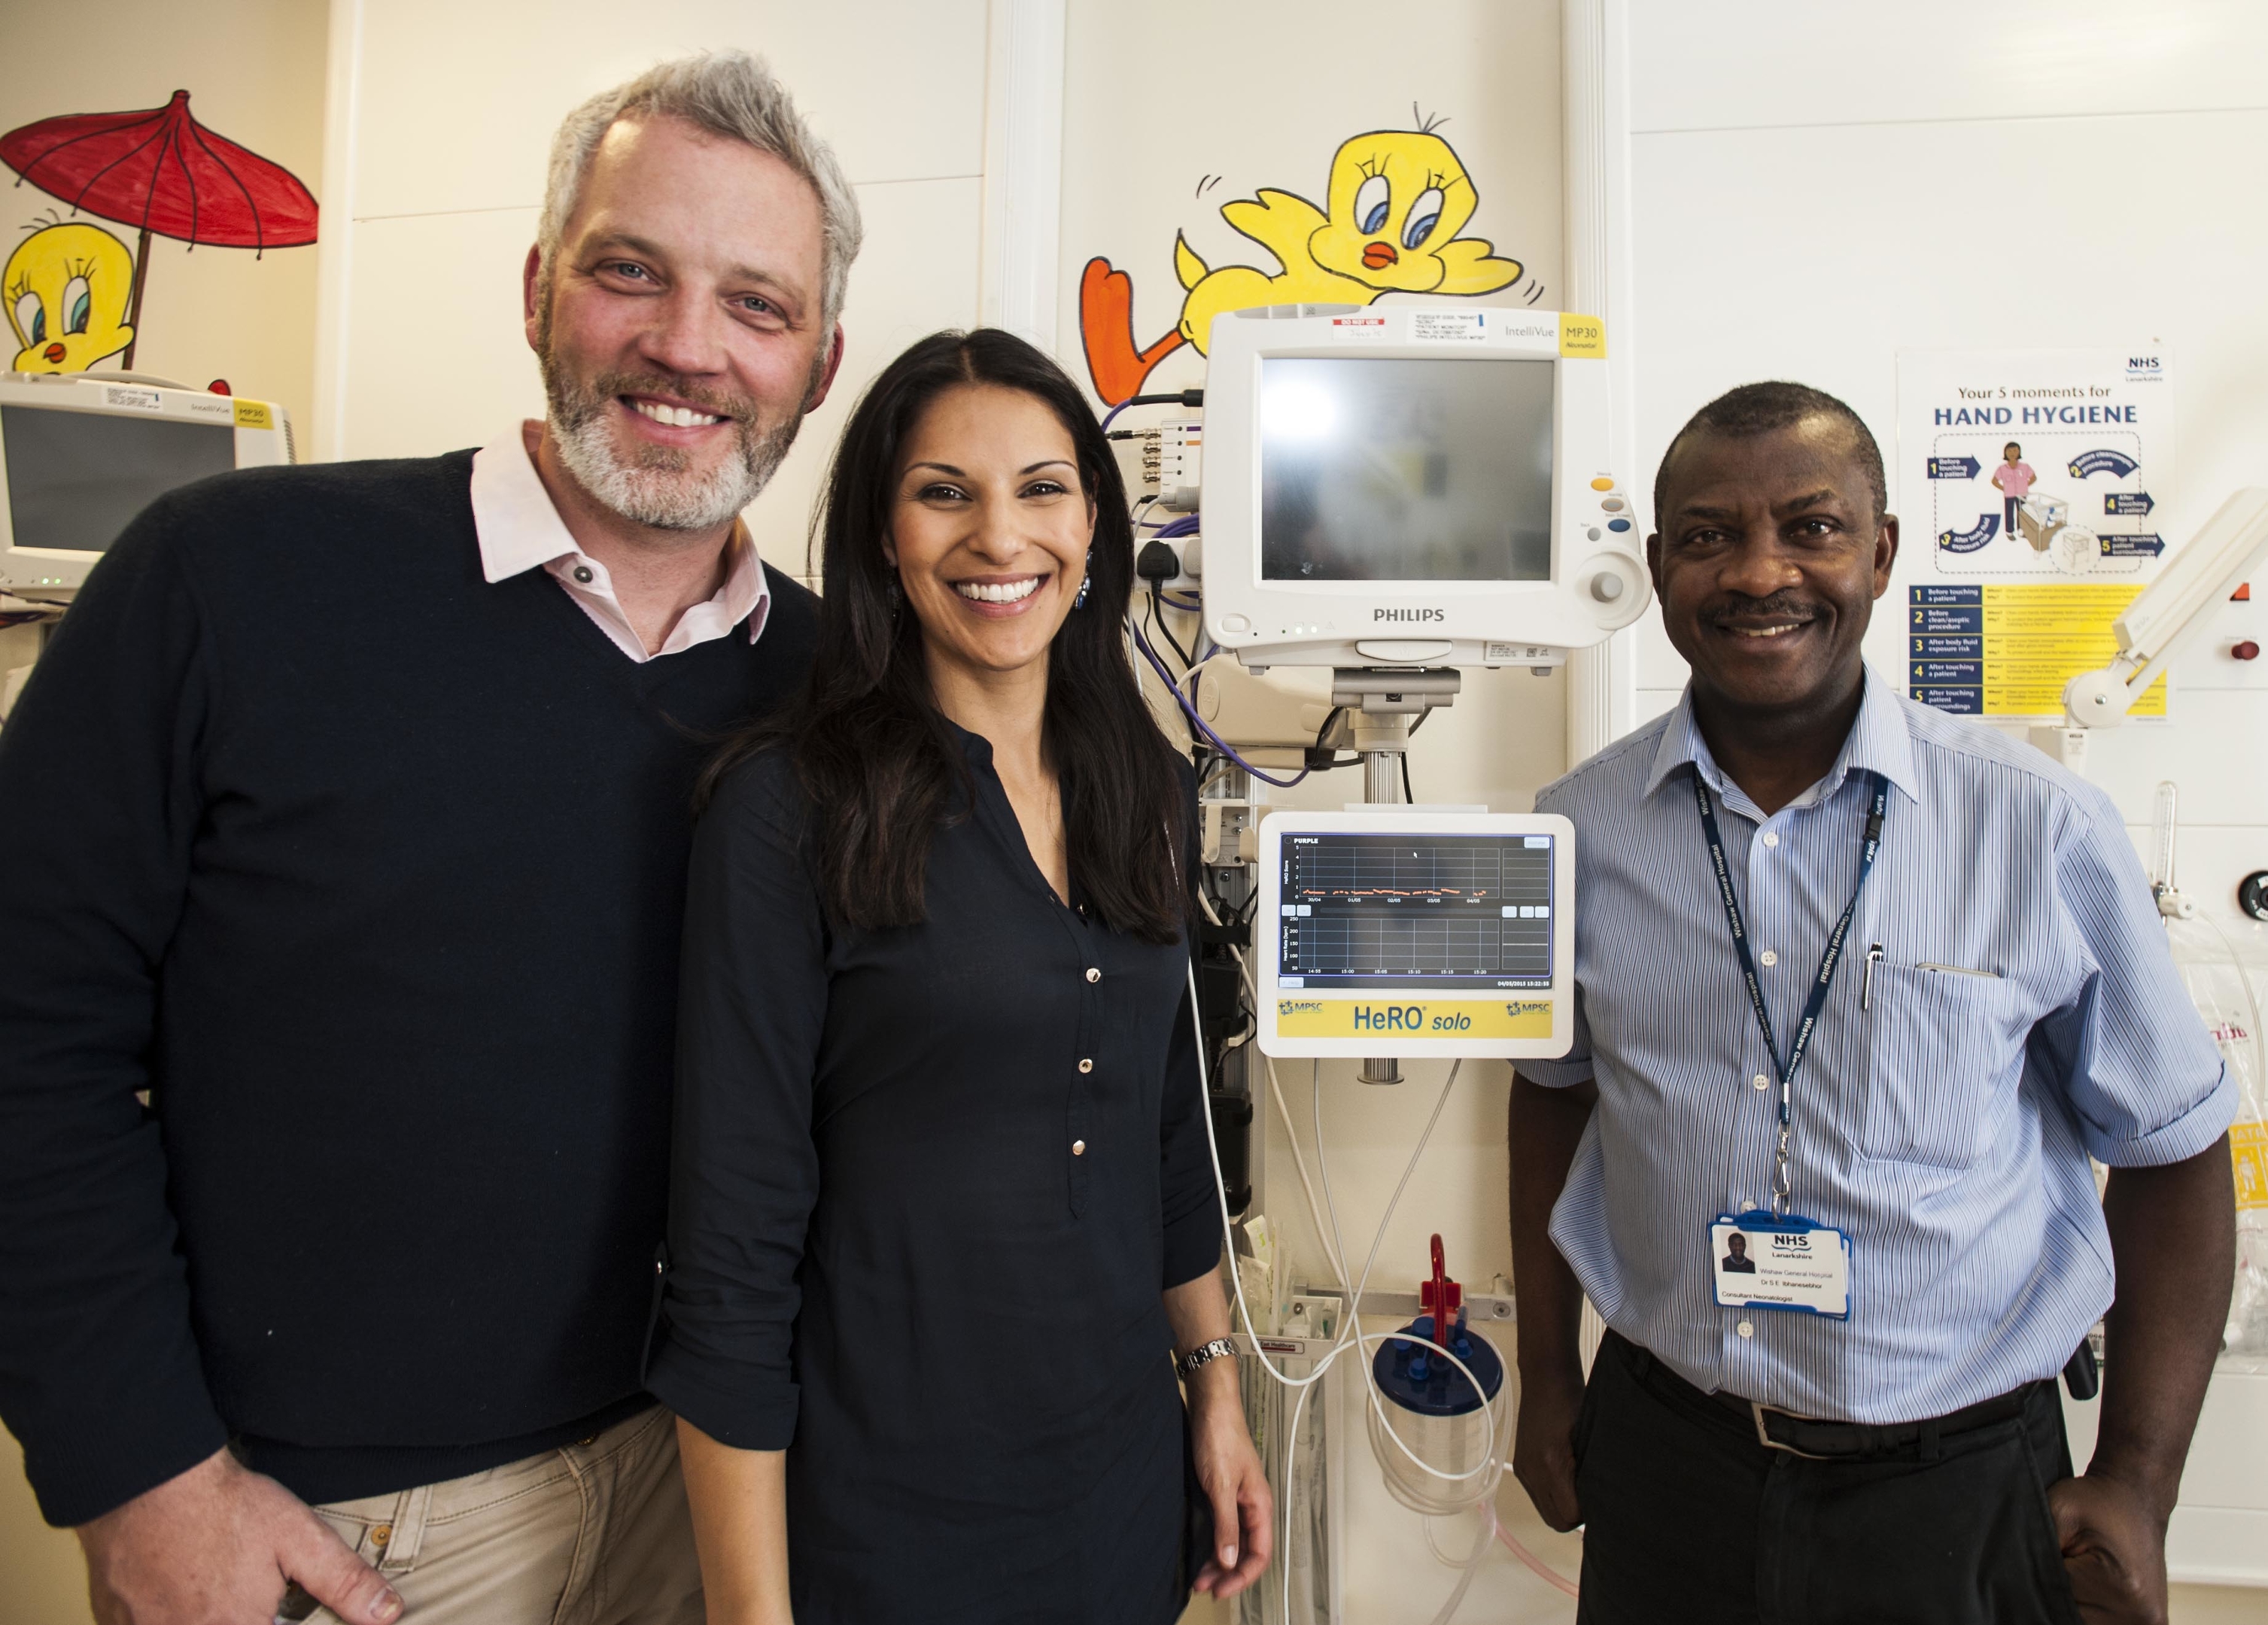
top-left (1259, 356), bottom-right (1553, 582)
top-left (1276, 831), bottom-right (1556, 992)
top-left (2, 405), bottom-right (236, 554)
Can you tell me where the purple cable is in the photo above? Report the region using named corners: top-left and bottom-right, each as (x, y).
top-left (1127, 612), bottom-right (1309, 788)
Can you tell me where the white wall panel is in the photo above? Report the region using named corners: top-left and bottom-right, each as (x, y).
top-left (348, 0), bottom-right (986, 220)
top-left (1630, 0), bottom-right (2268, 134)
top-left (335, 208), bottom-right (543, 463)
top-left (2088, 690), bottom-right (2268, 827)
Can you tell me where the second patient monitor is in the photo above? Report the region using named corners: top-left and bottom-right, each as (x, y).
top-left (1255, 811), bottom-right (1577, 1060)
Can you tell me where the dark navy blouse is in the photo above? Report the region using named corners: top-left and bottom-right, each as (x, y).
top-left (649, 729), bottom-right (1221, 1623)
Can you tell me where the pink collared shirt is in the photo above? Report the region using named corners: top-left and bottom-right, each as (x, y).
top-left (469, 424), bottom-right (771, 662)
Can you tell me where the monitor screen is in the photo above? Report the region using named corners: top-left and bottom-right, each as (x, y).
top-left (1275, 831), bottom-right (1555, 992)
top-left (2, 405), bottom-right (236, 554)
top-left (1258, 356), bottom-right (1554, 583)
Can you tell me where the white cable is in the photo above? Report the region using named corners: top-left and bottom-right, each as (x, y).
top-left (1272, 1056), bottom-right (1351, 1289)
top-left (1187, 958), bottom-right (1339, 1393)
top-left (1281, 1062), bottom-right (1504, 1625)
top-left (1313, 1059), bottom-right (1500, 1490)
top-left (1193, 891), bottom-right (1350, 1290)
top-left (1187, 951), bottom-right (1494, 1619)
top-left (1186, 879), bottom-right (1578, 1614)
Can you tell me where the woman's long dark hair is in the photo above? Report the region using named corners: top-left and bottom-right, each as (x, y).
top-left (703, 328), bottom-right (1188, 943)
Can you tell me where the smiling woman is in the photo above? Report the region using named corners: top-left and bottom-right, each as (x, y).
top-left (701, 328), bottom-right (1190, 934)
top-left (653, 329), bottom-right (1274, 1623)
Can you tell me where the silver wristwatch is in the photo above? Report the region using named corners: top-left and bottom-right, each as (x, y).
top-left (1175, 1337), bottom-right (1237, 1379)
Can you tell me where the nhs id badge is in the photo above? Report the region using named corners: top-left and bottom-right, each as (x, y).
top-left (1710, 1211), bottom-right (1853, 1320)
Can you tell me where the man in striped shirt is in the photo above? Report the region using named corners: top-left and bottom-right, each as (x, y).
top-left (1509, 382), bottom-right (2235, 1625)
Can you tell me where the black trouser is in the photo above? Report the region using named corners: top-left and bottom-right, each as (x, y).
top-left (2006, 494), bottom-right (2023, 539)
top-left (1573, 1331), bottom-right (2081, 1625)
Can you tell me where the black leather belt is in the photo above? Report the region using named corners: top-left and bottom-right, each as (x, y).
top-left (1609, 1330), bottom-right (2044, 1464)
top-left (1722, 1383), bottom-right (2036, 1462)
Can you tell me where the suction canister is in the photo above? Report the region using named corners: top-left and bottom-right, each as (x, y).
top-left (1368, 1235), bottom-right (1503, 1517)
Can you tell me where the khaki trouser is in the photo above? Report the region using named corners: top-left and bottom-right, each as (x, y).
top-left (295, 1404), bottom-right (701, 1625)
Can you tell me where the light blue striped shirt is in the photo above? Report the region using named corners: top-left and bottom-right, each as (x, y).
top-left (1524, 667), bottom-right (2234, 1423)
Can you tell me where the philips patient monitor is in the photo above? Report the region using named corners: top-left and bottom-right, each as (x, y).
top-left (1199, 305), bottom-right (1649, 669)
top-left (0, 374), bottom-right (295, 596)
top-left (1255, 810), bottom-right (1576, 1060)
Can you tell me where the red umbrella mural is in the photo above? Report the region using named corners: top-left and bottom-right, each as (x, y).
top-left (2, 90), bottom-right (318, 371)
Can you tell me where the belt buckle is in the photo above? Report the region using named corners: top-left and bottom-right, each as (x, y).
top-left (1750, 1400), bottom-right (1837, 1461)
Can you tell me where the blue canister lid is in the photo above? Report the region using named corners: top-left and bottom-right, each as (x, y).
top-left (1372, 1314), bottom-right (1503, 1417)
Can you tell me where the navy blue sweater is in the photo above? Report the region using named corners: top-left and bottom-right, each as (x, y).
top-left (0, 451), bottom-right (816, 1524)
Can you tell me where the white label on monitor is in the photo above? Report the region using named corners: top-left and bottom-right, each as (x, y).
top-left (103, 385), bottom-right (163, 412)
top-left (1330, 315), bottom-right (1388, 336)
top-left (1484, 642), bottom-right (1558, 663)
top-left (1410, 311), bottom-right (1488, 344)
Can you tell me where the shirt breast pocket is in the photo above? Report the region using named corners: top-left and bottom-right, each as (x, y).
top-left (1862, 962), bottom-right (2029, 1168)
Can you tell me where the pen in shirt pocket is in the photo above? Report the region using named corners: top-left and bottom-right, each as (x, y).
top-left (1862, 949), bottom-right (2002, 1010)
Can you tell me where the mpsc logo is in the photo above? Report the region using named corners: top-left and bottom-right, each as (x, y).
top-left (2126, 355), bottom-right (2163, 378)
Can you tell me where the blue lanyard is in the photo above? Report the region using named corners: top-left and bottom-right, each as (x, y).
top-left (1693, 767), bottom-right (1886, 1216)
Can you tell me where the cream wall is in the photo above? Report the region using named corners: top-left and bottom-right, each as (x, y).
top-left (315, 0), bottom-right (991, 579)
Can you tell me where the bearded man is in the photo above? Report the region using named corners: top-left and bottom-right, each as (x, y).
top-left (0, 51), bottom-right (853, 1625)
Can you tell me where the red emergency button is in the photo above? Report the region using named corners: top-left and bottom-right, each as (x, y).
top-left (2234, 640), bottom-right (2260, 661)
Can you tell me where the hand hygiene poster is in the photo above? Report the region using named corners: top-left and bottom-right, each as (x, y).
top-left (1896, 348), bottom-right (2175, 718)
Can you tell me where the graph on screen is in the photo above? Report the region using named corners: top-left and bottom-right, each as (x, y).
top-left (1277, 833), bottom-right (1555, 991)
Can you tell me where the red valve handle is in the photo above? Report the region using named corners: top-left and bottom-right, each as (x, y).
top-left (1421, 1233), bottom-right (1461, 1349)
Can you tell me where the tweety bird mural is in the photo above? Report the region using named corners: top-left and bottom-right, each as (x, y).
top-left (5, 218), bottom-right (136, 372)
top-left (1079, 115), bottom-right (1529, 405)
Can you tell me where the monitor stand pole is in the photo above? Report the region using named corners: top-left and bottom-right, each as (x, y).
top-left (1330, 667), bottom-right (1462, 1086)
